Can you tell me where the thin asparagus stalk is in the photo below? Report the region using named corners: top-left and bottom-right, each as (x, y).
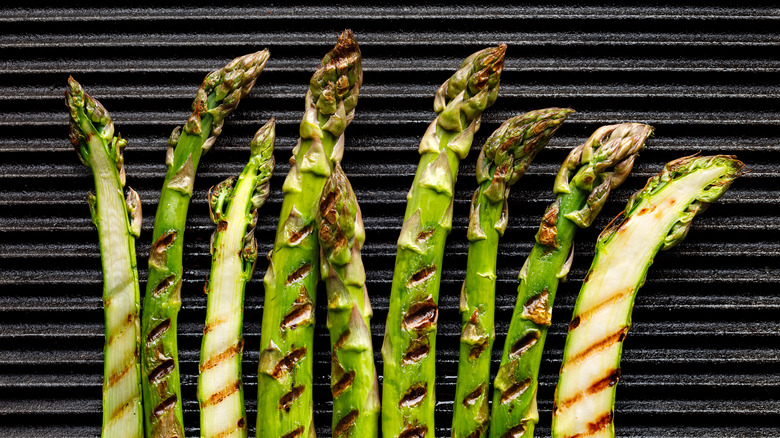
top-left (256, 30), bottom-right (362, 438)
top-left (552, 155), bottom-right (744, 438)
top-left (66, 77), bottom-right (144, 438)
top-left (317, 164), bottom-right (379, 438)
top-left (198, 119), bottom-right (275, 438)
top-left (451, 108), bottom-right (573, 438)
top-left (490, 123), bottom-right (654, 438)
top-left (142, 50), bottom-right (269, 437)
top-left (381, 44), bottom-right (506, 438)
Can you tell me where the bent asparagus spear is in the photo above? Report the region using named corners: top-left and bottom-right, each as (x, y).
top-left (317, 164), bottom-right (379, 438)
top-left (256, 30), bottom-right (362, 438)
top-left (552, 155), bottom-right (744, 438)
top-left (451, 108), bottom-right (573, 438)
top-left (381, 44), bottom-right (506, 438)
top-left (198, 119), bottom-right (275, 438)
top-left (67, 78), bottom-right (144, 438)
top-left (490, 123), bottom-right (653, 438)
top-left (142, 50), bottom-right (269, 437)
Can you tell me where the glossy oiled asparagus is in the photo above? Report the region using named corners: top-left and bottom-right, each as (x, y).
top-left (552, 155), bottom-right (744, 438)
top-left (198, 120), bottom-right (275, 438)
top-left (490, 123), bottom-right (653, 438)
top-left (256, 30), bottom-right (362, 438)
top-left (382, 44), bottom-right (506, 438)
top-left (451, 108), bottom-right (573, 438)
top-left (142, 50), bottom-right (269, 437)
top-left (66, 77), bottom-right (144, 438)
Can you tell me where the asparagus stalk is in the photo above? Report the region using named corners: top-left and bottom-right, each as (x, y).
top-left (381, 44), bottom-right (506, 438)
top-left (317, 164), bottom-right (379, 437)
top-left (552, 155), bottom-right (744, 438)
top-left (451, 108), bottom-right (573, 438)
top-left (256, 30), bottom-right (362, 438)
top-left (142, 50), bottom-right (269, 437)
top-left (66, 77), bottom-right (144, 438)
top-left (198, 119), bottom-right (275, 438)
top-left (490, 123), bottom-right (654, 438)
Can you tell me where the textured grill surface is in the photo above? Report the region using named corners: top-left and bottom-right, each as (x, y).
top-left (1, 3), bottom-right (778, 437)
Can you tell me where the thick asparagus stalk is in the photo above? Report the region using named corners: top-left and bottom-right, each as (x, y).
top-left (451, 108), bottom-right (573, 438)
top-left (381, 44), bottom-right (506, 438)
top-left (66, 77), bottom-right (144, 438)
top-left (490, 123), bottom-right (653, 438)
top-left (256, 30), bottom-right (362, 438)
top-left (142, 50), bottom-right (269, 437)
top-left (317, 164), bottom-right (379, 438)
top-left (552, 155), bottom-right (744, 438)
top-left (198, 119), bottom-right (275, 438)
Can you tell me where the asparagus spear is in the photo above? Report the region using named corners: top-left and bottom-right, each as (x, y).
top-left (552, 155), bottom-right (744, 438)
top-left (490, 123), bottom-right (654, 438)
top-left (66, 77), bottom-right (144, 438)
top-left (198, 119), bottom-right (275, 438)
top-left (142, 50), bottom-right (269, 437)
top-left (381, 44), bottom-right (506, 438)
top-left (317, 164), bottom-right (379, 438)
top-left (256, 30), bottom-right (362, 438)
top-left (451, 108), bottom-right (573, 438)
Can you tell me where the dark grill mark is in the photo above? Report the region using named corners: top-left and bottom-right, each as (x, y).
top-left (217, 220), bottom-right (228, 231)
top-left (568, 412), bottom-right (614, 438)
top-left (469, 338), bottom-right (488, 360)
top-left (403, 338), bottom-right (430, 364)
top-left (271, 347), bottom-right (306, 379)
top-left (334, 329), bottom-right (351, 350)
top-left (147, 319), bottom-right (171, 344)
top-left (399, 383), bottom-right (427, 408)
top-left (203, 379), bottom-right (240, 407)
top-left (153, 230), bottom-right (177, 250)
top-left (407, 265), bottom-right (436, 287)
top-left (154, 274), bottom-right (177, 297)
top-left (557, 369), bottom-right (622, 411)
top-left (399, 425), bottom-right (427, 438)
top-left (286, 263), bottom-right (311, 285)
top-left (107, 361), bottom-right (134, 388)
top-left (402, 297), bottom-right (438, 331)
top-left (320, 191), bottom-right (337, 222)
top-left (289, 224), bottom-right (313, 246)
top-left (568, 316), bottom-right (580, 330)
top-left (279, 385), bottom-right (305, 412)
top-left (510, 331), bottom-right (540, 358)
top-left (576, 288), bottom-right (633, 325)
top-left (522, 290), bottom-right (551, 326)
top-left (462, 383), bottom-right (484, 406)
top-left (333, 409), bottom-right (359, 437)
top-left (281, 303), bottom-right (313, 330)
top-left (466, 425), bottom-right (486, 438)
top-left (331, 370), bottom-right (356, 398)
top-left (567, 327), bottom-right (628, 366)
top-left (501, 424), bottom-right (527, 438)
top-left (500, 377), bottom-right (532, 405)
top-left (417, 228), bottom-right (435, 241)
top-left (200, 340), bottom-right (243, 372)
top-left (281, 426), bottom-right (304, 438)
top-left (152, 395), bottom-right (177, 418)
top-left (148, 358), bottom-right (175, 383)
top-left (537, 202), bottom-right (559, 247)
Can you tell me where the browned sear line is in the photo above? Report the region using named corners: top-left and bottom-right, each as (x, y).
top-left (212, 417), bottom-right (246, 438)
top-left (334, 329), bottom-right (351, 350)
top-left (148, 358), bottom-right (175, 383)
top-left (154, 274), bottom-right (177, 297)
top-left (286, 263), bottom-right (312, 285)
top-left (271, 347), bottom-right (306, 379)
top-left (510, 331), bottom-right (540, 358)
top-left (407, 265), bottom-right (436, 287)
top-left (153, 230), bottom-right (177, 250)
top-left (417, 227), bottom-right (435, 241)
top-left (568, 316), bottom-right (580, 330)
top-left (319, 191), bottom-right (337, 222)
top-left (501, 424), bottom-right (527, 438)
top-left (399, 425), bottom-right (427, 438)
top-left (462, 383), bottom-right (484, 406)
top-left (399, 383), bottom-right (427, 408)
top-left (567, 412), bottom-right (614, 438)
top-left (107, 360), bottom-right (135, 388)
top-left (332, 370), bottom-right (356, 398)
top-left (279, 385), bottom-right (305, 412)
top-left (557, 369), bottom-right (621, 412)
top-left (281, 303), bottom-right (313, 330)
top-left (465, 425), bottom-right (486, 438)
top-left (281, 426), bottom-right (304, 438)
top-left (288, 224), bottom-right (313, 246)
top-left (203, 379), bottom-right (240, 408)
top-left (403, 339), bottom-right (430, 364)
top-left (402, 296), bottom-right (438, 331)
top-left (147, 319), bottom-right (171, 344)
top-left (537, 202), bottom-right (559, 247)
top-left (522, 290), bottom-right (551, 326)
top-left (566, 328), bottom-right (628, 367)
top-left (152, 395), bottom-right (178, 418)
top-left (500, 377), bottom-right (532, 405)
top-left (333, 409), bottom-right (359, 437)
top-left (200, 340), bottom-right (243, 372)
top-left (469, 338), bottom-right (488, 360)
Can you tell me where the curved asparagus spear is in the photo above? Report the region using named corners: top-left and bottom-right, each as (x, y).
top-left (198, 119), bottom-right (275, 438)
top-left (381, 44), bottom-right (506, 438)
top-left (142, 50), bottom-right (269, 437)
top-left (256, 30), bottom-right (362, 438)
top-left (552, 155), bottom-right (744, 438)
top-left (66, 77), bottom-right (144, 438)
top-left (317, 164), bottom-right (379, 438)
top-left (451, 108), bottom-right (573, 438)
top-left (490, 123), bottom-right (653, 438)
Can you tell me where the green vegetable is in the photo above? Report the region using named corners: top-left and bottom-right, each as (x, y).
top-left (552, 155), bottom-right (743, 438)
top-left (381, 44), bottom-right (506, 438)
top-left (317, 164), bottom-right (379, 438)
top-left (451, 108), bottom-right (573, 438)
top-left (141, 50), bottom-right (269, 437)
top-left (198, 119), bottom-right (275, 438)
top-left (67, 77), bottom-right (144, 438)
top-left (256, 30), bottom-right (362, 438)
top-left (490, 123), bottom-right (653, 438)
